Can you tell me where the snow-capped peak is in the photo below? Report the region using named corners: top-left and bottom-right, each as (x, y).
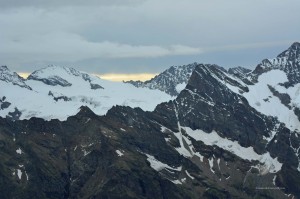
top-left (0, 66), bottom-right (31, 90)
top-left (27, 65), bottom-right (99, 87)
top-left (0, 65), bottom-right (174, 120)
top-left (251, 42), bottom-right (300, 86)
top-left (277, 42), bottom-right (300, 61)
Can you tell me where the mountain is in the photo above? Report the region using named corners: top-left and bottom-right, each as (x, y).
top-left (0, 65), bottom-right (173, 120)
top-left (125, 62), bottom-right (198, 96)
top-left (251, 42), bottom-right (300, 87)
top-left (0, 66), bottom-right (31, 90)
top-left (0, 43), bottom-right (300, 198)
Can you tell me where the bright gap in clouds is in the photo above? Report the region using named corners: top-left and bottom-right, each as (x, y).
top-left (96, 73), bottom-right (157, 82)
top-left (17, 72), bottom-right (156, 82)
top-left (18, 72), bottom-right (30, 79)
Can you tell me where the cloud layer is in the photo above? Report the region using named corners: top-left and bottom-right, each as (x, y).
top-left (0, 0), bottom-right (299, 74)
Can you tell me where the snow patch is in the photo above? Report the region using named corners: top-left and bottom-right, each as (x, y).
top-left (243, 70), bottom-right (300, 131)
top-left (16, 148), bottom-right (22, 154)
top-left (185, 170), bottom-right (195, 180)
top-left (17, 169), bottom-right (22, 180)
top-left (171, 179), bottom-right (182, 185)
top-left (273, 175), bottom-right (276, 185)
top-left (208, 157), bottom-right (215, 174)
top-left (145, 153), bottom-right (182, 172)
top-left (175, 83), bottom-right (186, 93)
top-left (116, 150), bottom-right (124, 157)
top-left (184, 127), bottom-right (282, 174)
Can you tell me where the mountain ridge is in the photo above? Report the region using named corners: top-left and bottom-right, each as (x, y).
top-left (1, 42), bottom-right (300, 198)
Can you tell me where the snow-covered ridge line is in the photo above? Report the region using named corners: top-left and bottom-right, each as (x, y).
top-left (184, 127), bottom-right (282, 174)
top-left (0, 66), bottom-right (31, 89)
top-left (0, 65), bottom-right (174, 121)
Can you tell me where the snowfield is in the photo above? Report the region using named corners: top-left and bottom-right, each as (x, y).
top-left (0, 66), bottom-right (174, 120)
top-left (243, 70), bottom-right (300, 131)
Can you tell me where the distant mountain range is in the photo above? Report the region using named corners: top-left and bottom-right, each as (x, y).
top-left (0, 65), bottom-right (173, 120)
top-left (0, 42), bottom-right (300, 198)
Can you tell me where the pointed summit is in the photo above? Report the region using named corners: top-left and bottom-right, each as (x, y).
top-left (251, 42), bottom-right (300, 86)
top-left (277, 42), bottom-right (300, 61)
top-left (76, 106), bottom-right (98, 119)
top-left (0, 66), bottom-right (31, 89)
top-left (27, 65), bottom-right (102, 89)
top-left (125, 62), bottom-right (198, 96)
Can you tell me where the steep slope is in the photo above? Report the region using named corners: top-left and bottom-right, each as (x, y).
top-left (228, 66), bottom-right (253, 85)
top-left (242, 42), bottom-right (300, 132)
top-left (126, 62), bottom-right (198, 96)
top-left (153, 64), bottom-right (300, 198)
top-left (0, 65), bottom-right (173, 120)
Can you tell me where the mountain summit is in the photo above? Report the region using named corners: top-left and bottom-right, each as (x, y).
top-left (252, 42), bottom-right (300, 86)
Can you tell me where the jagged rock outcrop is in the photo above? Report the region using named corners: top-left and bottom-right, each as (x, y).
top-left (125, 62), bottom-right (197, 96)
top-left (251, 42), bottom-right (300, 87)
top-left (0, 66), bottom-right (31, 89)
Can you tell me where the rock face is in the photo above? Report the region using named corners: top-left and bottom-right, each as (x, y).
top-left (251, 42), bottom-right (300, 87)
top-left (0, 66), bottom-right (31, 89)
top-left (228, 66), bottom-right (253, 85)
top-left (1, 43), bottom-right (300, 198)
top-left (126, 62), bottom-right (197, 96)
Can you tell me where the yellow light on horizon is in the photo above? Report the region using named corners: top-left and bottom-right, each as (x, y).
top-left (95, 73), bottom-right (158, 82)
top-left (17, 72), bottom-right (157, 82)
top-left (18, 72), bottom-right (30, 79)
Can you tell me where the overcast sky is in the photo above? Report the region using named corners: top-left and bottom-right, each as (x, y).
top-left (1, 0), bottom-right (299, 76)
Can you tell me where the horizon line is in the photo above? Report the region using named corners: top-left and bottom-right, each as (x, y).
top-left (17, 72), bottom-right (158, 82)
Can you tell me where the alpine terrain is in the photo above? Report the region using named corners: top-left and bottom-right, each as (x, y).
top-left (1, 42), bottom-right (300, 198)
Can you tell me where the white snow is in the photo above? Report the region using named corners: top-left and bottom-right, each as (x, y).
top-left (82, 149), bottom-right (90, 156)
top-left (217, 158), bottom-right (221, 171)
top-left (273, 175), bottom-right (277, 185)
top-left (243, 70), bottom-right (300, 131)
top-left (145, 153), bottom-right (182, 172)
top-left (17, 169), bottom-right (22, 180)
top-left (0, 66), bottom-right (174, 120)
top-left (180, 178), bottom-right (186, 183)
top-left (172, 103), bottom-right (194, 157)
top-left (160, 123), bottom-right (204, 161)
top-left (175, 83), bottom-right (186, 93)
top-left (84, 118), bottom-right (91, 124)
top-left (171, 179), bottom-right (182, 185)
top-left (185, 170), bottom-right (195, 180)
top-left (184, 127), bottom-right (282, 174)
top-left (25, 171), bottom-right (29, 181)
top-left (116, 150), bottom-right (124, 157)
top-left (16, 148), bottom-right (22, 154)
top-left (208, 158), bottom-right (215, 174)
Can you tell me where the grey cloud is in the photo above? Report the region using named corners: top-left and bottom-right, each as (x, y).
top-left (0, 0), bottom-right (145, 9)
top-left (0, 0), bottom-right (299, 74)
